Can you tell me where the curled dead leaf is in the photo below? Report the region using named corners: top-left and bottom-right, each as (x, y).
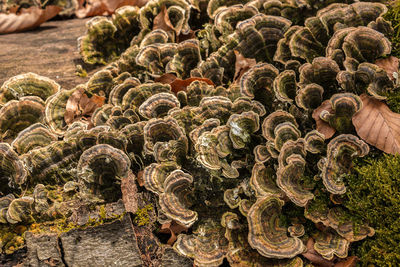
top-left (103, 0), bottom-right (148, 11)
top-left (155, 74), bottom-right (215, 94)
top-left (75, 0), bottom-right (148, 18)
top-left (159, 220), bottom-right (188, 245)
top-left (353, 94), bottom-right (400, 155)
top-left (170, 77), bottom-right (215, 94)
top-left (64, 88), bottom-right (84, 125)
top-left (0, 6), bottom-right (61, 34)
top-left (75, 0), bottom-right (108, 18)
top-left (375, 56), bottom-right (399, 81)
top-left (177, 29), bottom-right (196, 43)
top-left (153, 5), bottom-right (174, 32)
top-left (233, 50), bottom-right (257, 82)
top-left (64, 87), bottom-right (105, 125)
top-left (136, 170), bottom-right (145, 187)
top-left (312, 100), bottom-right (336, 139)
top-left (155, 73), bottom-right (178, 84)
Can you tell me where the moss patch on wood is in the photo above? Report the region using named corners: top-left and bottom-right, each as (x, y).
top-left (344, 154), bottom-right (400, 266)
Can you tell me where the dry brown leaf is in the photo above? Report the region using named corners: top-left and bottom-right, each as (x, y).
top-left (75, 0), bottom-right (148, 18)
top-left (103, 0), bottom-right (147, 11)
top-left (375, 56), bottom-right (399, 81)
top-left (64, 87), bottom-right (85, 125)
top-left (155, 73), bottom-right (178, 84)
top-left (302, 238), bottom-right (334, 267)
top-left (153, 5), bottom-right (174, 32)
top-left (136, 170), bottom-right (144, 187)
top-left (155, 74), bottom-right (214, 94)
top-left (352, 94), bottom-right (400, 155)
top-left (233, 50), bottom-right (257, 82)
top-left (312, 100), bottom-right (336, 139)
top-left (170, 77), bottom-right (215, 94)
top-left (159, 220), bottom-right (188, 245)
top-left (0, 6), bottom-right (61, 34)
top-left (177, 29), bottom-right (196, 43)
top-left (64, 87), bottom-right (105, 125)
top-left (75, 0), bottom-right (108, 18)
top-left (334, 256), bottom-right (358, 267)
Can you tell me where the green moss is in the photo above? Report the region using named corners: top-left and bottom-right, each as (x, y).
top-left (133, 204), bottom-right (153, 226)
top-left (383, 1), bottom-right (400, 113)
top-left (344, 154), bottom-right (400, 266)
top-left (384, 1), bottom-right (400, 58)
top-left (386, 88), bottom-right (400, 113)
top-left (99, 205), bottom-right (107, 220)
top-left (305, 187), bottom-right (330, 215)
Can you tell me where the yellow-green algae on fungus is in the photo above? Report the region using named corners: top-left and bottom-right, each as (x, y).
top-left (344, 154), bottom-right (400, 266)
top-left (132, 204), bottom-right (153, 226)
top-left (28, 203), bottom-right (126, 235)
top-left (0, 224), bottom-right (26, 254)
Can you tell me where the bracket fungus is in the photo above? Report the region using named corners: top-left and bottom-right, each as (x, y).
top-left (143, 161), bottom-right (179, 194)
top-left (262, 110), bottom-right (298, 143)
top-left (313, 231), bottom-right (350, 260)
top-left (143, 116), bottom-right (187, 155)
top-left (0, 73), bottom-right (60, 104)
top-left (276, 154), bottom-right (314, 207)
top-left (319, 93), bottom-right (363, 133)
top-left (247, 196), bottom-right (306, 259)
top-left (240, 63), bottom-right (279, 102)
top-left (1, 1), bottom-right (397, 265)
top-left (11, 123), bottom-right (58, 154)
top-left (321, 134), bottom-right (369, 195)
top-left (0, 96), bottom-right (45, 141)
top-left (174, 220), bottom-right (228, 267)
top-left (138, 92), bottom-right (180, 119)
top-left (6, 197), bottom-right (34, 224)
top-left (0, 143), bottom-right (27, 194)
top-left (250, 163), bottom-right (281, 198)
top-left (77, 144), bottom-right (131, 200)
top-left (227, 111), bottom-right (259, 149)
top-left (159, 170), bottom-right (197, 227)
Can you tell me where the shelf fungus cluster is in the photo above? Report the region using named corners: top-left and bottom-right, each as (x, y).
top-left (0, 0), bottom-right (397, 266)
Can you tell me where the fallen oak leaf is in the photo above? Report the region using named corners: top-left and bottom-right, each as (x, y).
top-left (159, 220), bottom-right (189, 245)
top-left (170, 77), bottom-right (214, 94)
top-left (153, 5), bottom-right (174, 32)
top-left (75, 0), bottom-right (108, 19)
top-left (375, 56), bottom-right (399, 81)
top-left (65, 87), bottom-right (85, 125)
top-left (136, 170), bottom-right (144, 187)
top-left (103, 0), bottom-right (148, 11)
top-left (155, 74), bottom-right (215, 94)
top-left (233, 50), bottom-right (257, 82)
top-left (155, 73), bottom-right (178, 84)
top-left (64, 87), bottom-right (105, 125)
top-left (80, 94), bottom-right (105, 115)
top-left (75, 0), bottom-right (148, 18)
top-left (352, 94), bottom-right (400, 155)
top-left (0, 5), bottom-right (61, 34)
top-left (312, 100), bottom-right (336, 139)
top-left (177, 29), bottom-right (196, 43)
